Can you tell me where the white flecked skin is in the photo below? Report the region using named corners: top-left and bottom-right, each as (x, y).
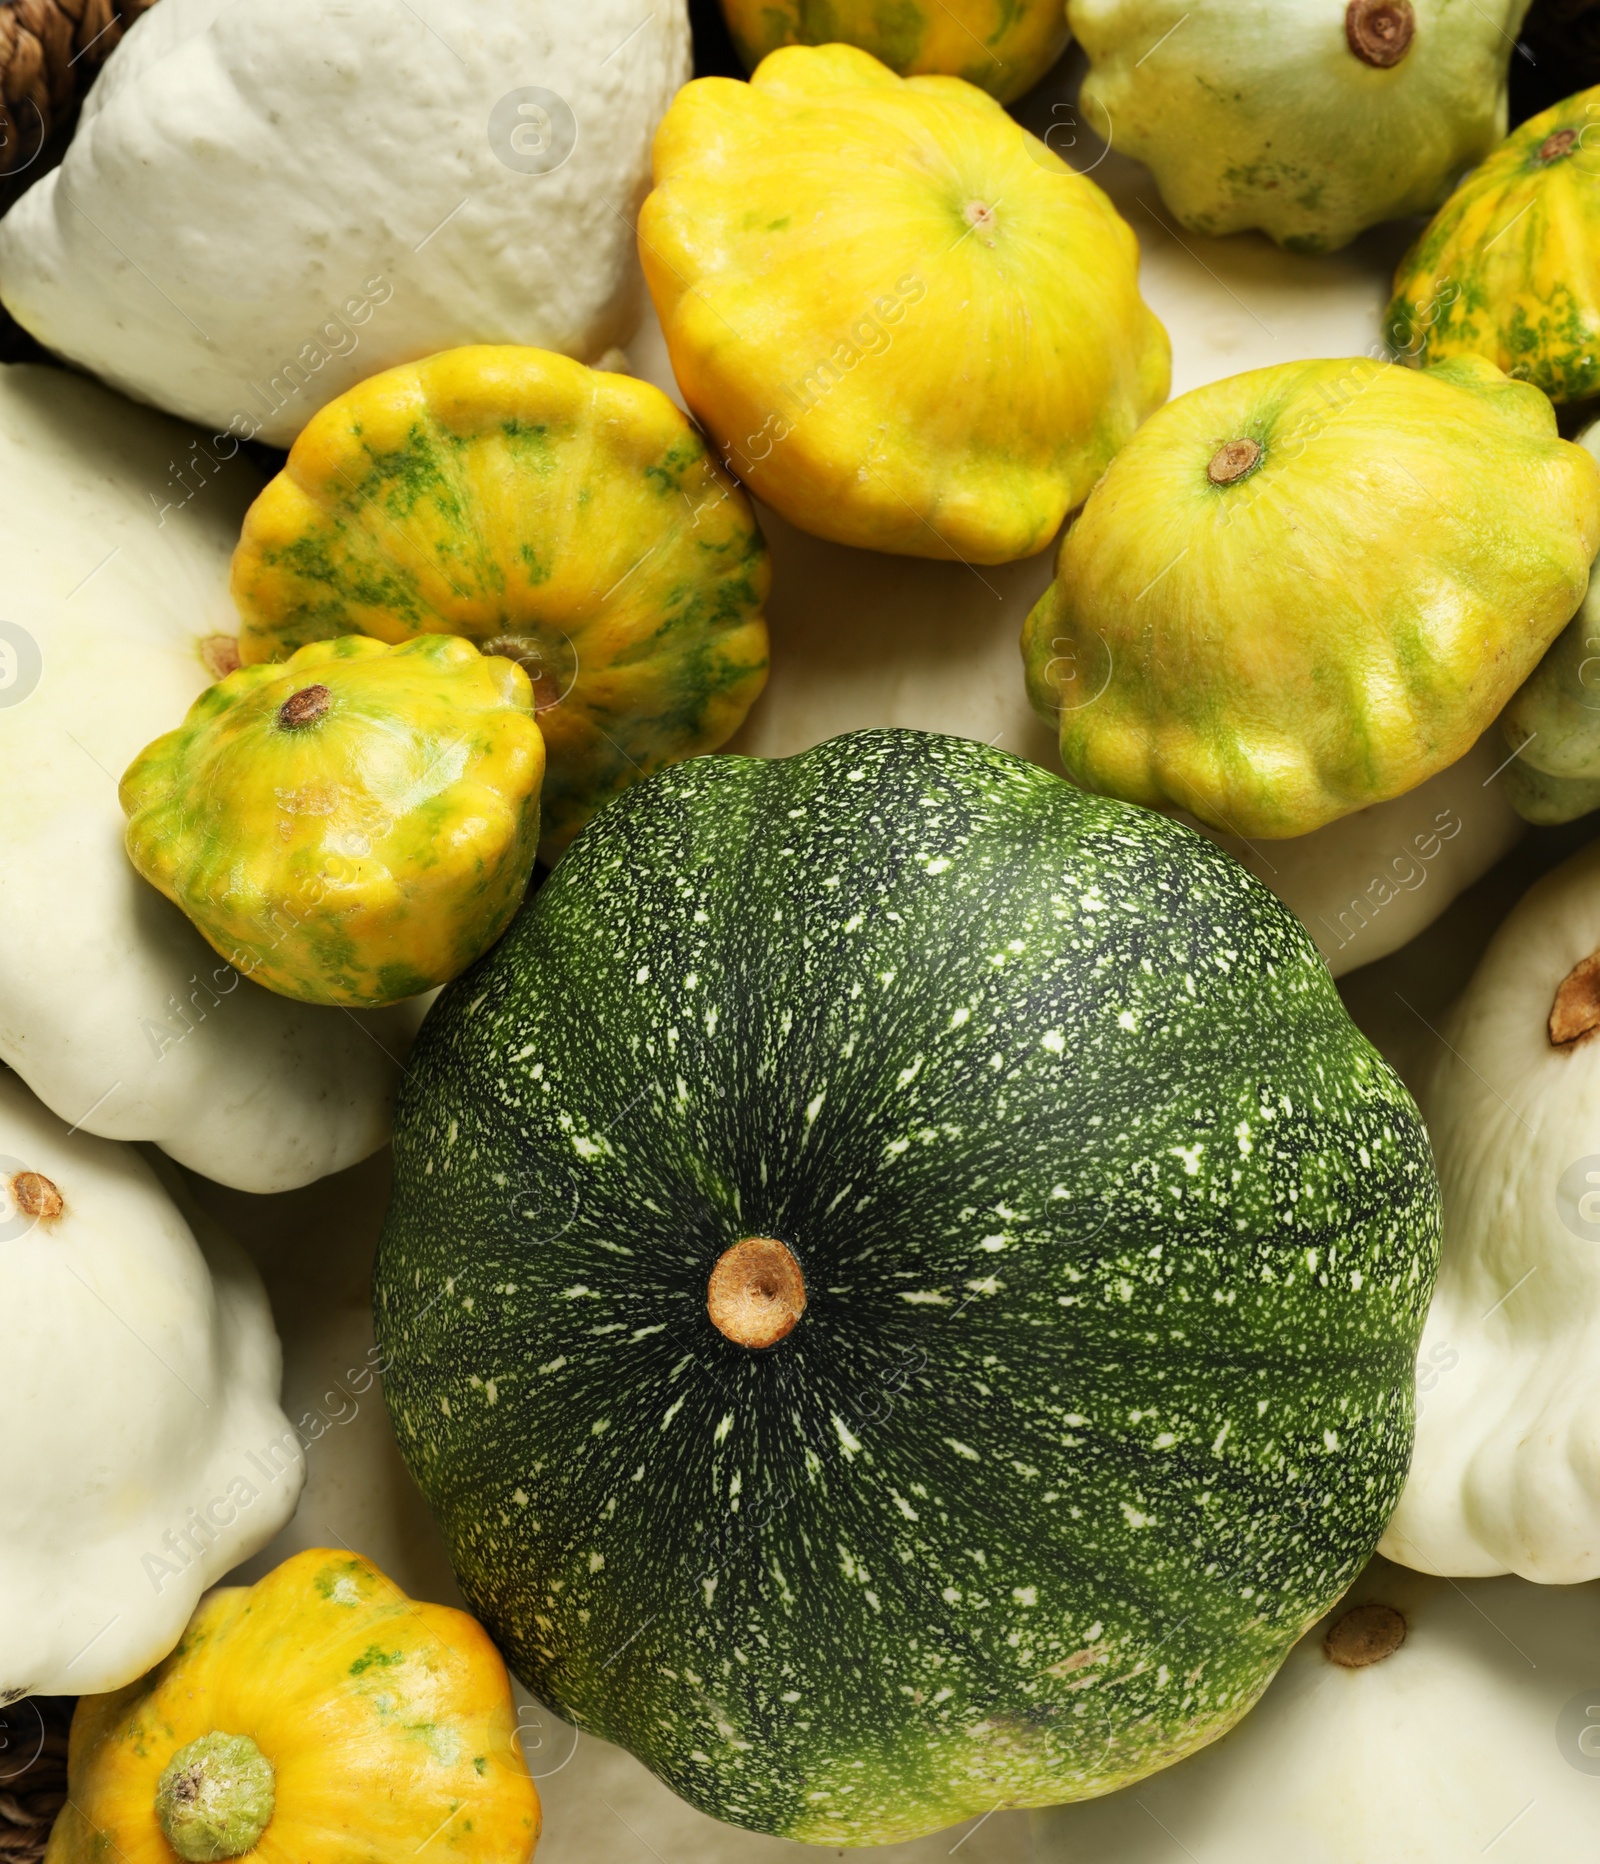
top-left (0, 363), bottom-right (416, 1192)
top-left (0, 0), bottom-right (690, 445)
top-left (0, 1070), bottom-right (303, 1699)
top-left (377, 730), bottom-right (1439, 1844)
top-left (1382, 837), bottom-right (1600, 1582)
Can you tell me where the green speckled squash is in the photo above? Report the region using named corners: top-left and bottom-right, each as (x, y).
top-left (1388, 85), bottom-right (1600, 401)
top-left (718, 0), bottom-right (1070, 102)
top-left (373, 729), bottom-right (1439, 1846)
top-left (231, 345), bottom-right (770, 861)
top-left (120, 633), bottom-right (543, 1007)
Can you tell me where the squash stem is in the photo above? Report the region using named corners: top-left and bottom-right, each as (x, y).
top-left (707, 1237), bottom-right (806, 1348)
top-left (155, 1731), bottom-right (276, 1861)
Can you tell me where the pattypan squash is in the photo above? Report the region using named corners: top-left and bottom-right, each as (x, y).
top-left (1383, 835), bottom-right (1600, 1582)
top-left (0, 361), bottom-right (415, 1194)
top-left (1479, 420), bottom-right (1600, 823)
top-left (0, 0), bottom-right (688, 445)
top-left (0, 1069), bottom-right (302, 1701)
top-left (121, 635), bottom-right (544, 1008)
top-left (231, 345), bottom-right (769, 861)
top-left (1069, 0), bottom-right (1532, 253)
top-left (1498, 757), bottom-right (1600, 825)
top-left (638, 44), bottom-right (1171, 563)
top-left (1034, 1556), bottom-right (1600, 1861)
top-left (1021, 354), bottom-right (1600, 838)
top-left (714, 511), bottom-right (1523, 975)
top-left (718, 0), bottom-right (1069, 101)
top-left (1388, 85), bottom-right (1600, 403)
top-left (1498, 611), bottom-right (1600, 826)
top-left (376, 727), bottom-right (1439, 1845)
top-left (1199, 737), bottom-right (1523, 974)
top-left (46, 1548), bottom-right (541, 1864)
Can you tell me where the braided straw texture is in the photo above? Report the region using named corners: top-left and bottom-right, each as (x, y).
top-left (0, 1698), bottom-right (71, 1864)
top-left (0, 0), bottom-right (155, 178)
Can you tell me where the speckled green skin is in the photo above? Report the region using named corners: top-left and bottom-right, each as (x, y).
top-left (374, 729), bottom-right (1439, 1846)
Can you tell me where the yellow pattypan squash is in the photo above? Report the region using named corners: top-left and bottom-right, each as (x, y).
top-left (45, 1548), bottom-right (540, 1864)
top-left (1388, 86), bottom-right (1600, 403)
top-left (1021, 354), bottom-right (1600, 837)
top-left (718, 0), bottom-right (1070, 103)
top-left (231, 345), bottom-right (770, 859)
top-left (120, 633), bottom-right (544, 1008)
top-left (639, 44), bottom-right (1170, 564)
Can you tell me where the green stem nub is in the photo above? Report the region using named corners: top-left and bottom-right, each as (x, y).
top-left (155, 1731), bottom-right (276, 1862)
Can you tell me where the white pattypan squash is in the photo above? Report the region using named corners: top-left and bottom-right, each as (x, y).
top-left (1205, 736), bottom-right (1522, 976)
top-left (0, 0), bottom-right (689, 445)
top-left (0, 1068), bottom-right (303, 1699)
top-left (1383, 837), bottom-right (1600, 1582)
top-left (1032, 1555), bottom-right (1600, 1861)
top-left (1068, 0), bottom-right (1530, 252)
top-left (0, 363), bottom-right (415, 1193)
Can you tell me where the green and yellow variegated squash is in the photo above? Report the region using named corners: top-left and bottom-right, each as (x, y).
top-left (231, 346), bottom-right (770, 859)
top-left (1388, 85), bottom-right (1600, 401)
top-left (120, 634), bottom-right (544, 1007)
top-left (717, 0), bottom-right (1070, 103)
top-left (47, 1548), bottom-right (541, 1864)
top-left (1021, 354), bottom-right (1600, 838)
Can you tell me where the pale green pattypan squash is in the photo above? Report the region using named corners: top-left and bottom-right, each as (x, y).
top-left (1021, 355), bottom-right (1600, 839)
top-left (1498, 418), bottom-right (1600, 822)
top-left (1034, 1556), bottom-right (1600, 1860)
top-left (0, 363), bottom-right (415, 1194)
top-left (1069, 0), bottom-right (1532, 252)
top-left (0, 1068), bottom-right (303, 1700)
top-left (0, 0), bottom-right (688, 444)
top-left (1382, 836), bottom-right (1600, 1581)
